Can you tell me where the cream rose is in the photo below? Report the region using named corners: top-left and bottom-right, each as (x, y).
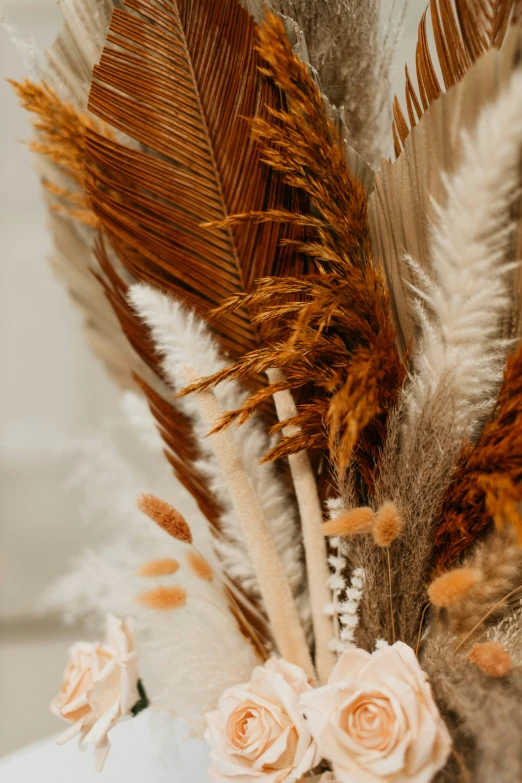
top-left (205, 657), bottom-right (321, 783)
top-left (51, 615), bottom-right (141, 771)
top-left (300, 642), bottom-right (451, 783)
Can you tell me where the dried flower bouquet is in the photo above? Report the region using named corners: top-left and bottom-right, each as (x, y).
top-left (7, 0), bottom-right (522, 780)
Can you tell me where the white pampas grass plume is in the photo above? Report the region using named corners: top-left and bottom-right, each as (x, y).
top-left (406, 69), bottom-right (522, 436)
top-left (42, 394), bottom-right (258, 726)
top-left (128, 284), bottom-right (307, 622)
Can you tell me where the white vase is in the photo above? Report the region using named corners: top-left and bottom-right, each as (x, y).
top-left (0, 711), bottom-right (210, 782)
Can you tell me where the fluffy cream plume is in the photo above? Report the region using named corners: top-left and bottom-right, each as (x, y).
top-left (128, 284), bottom-right (308, 625)
top-left (42, 393), bottom-right (259, 727)
top-left (406, 69), bottom-right (522, 435)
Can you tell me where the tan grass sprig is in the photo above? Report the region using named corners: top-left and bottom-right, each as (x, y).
top-left (428, 568), bottom-right (483, 608)
top-left (182, 13), bottom-right (405, 491)
top-left (372, 501), bottom-right (403, 548)
top-left (10, 79), bottom-right (106, 226)
top-left (433, 341), bottom-right (522, 571)
top-left (136, 585), bottom-right (187, 610)
top-left (322, 507), bottom-right (374, 537)
top-left (439, 526), bottom-right (522, 639)
top-left (187, 551), bottom-right (214, 582)
top-left (468, 641), bottom-right (512, 678)
top-left (136, 558), bottom-right (180, 577)
top-left (137, 494), bottom-right (193, 544)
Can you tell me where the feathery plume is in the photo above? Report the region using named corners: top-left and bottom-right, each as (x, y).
top-left (434, 340), bottom-right (522, 570)
top-left (468, 642), bottom-right (512, 678)
top-left (187, 552), bottom-right (214, 583)
top-left (183, 12), bottom-right (405, 489)
top-left (372, 501), bottom-right (403, 547)
top-left (406, 69), bottom-right (522, 438)
top-left (136, 559), bottom-right (180, 577)
top-left (322, 508), bottom-right (374, 538)
top-left (137, 585), bottom-right (187, 610)
top-left (137, 494), bottom-right (193, 545)
top-left (428, 568), bottom-right (483, 609)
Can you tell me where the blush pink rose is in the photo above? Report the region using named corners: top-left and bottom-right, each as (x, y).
top-left (51, 615), bottom-right (140, 771)
top-left (205, 657), bottom-right (321, 783)
top-left (300, 642), bottom-right (451, 783)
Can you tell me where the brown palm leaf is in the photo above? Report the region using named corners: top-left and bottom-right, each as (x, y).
top-left (182, 13), bottom-right (406, 494)
top-left (393, 0), bottom-right (522, 156)
top-left (84, 0), bottom-right (306, 373)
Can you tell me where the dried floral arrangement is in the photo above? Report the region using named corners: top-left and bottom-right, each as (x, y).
top-left (7, 0), bottom-right (522, 780)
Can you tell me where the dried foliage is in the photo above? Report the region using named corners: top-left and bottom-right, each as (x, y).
top-left (187, 552), bottom-right (214, 582)
top-left (372, 501), bottom-right (403, 548)
top-left (85, 0), bottom-right (305, 372)
top-left (429, 567), bottom-right (483, 608)
top-left (433, 341), bottom-right (522, 571)
top-left (183, 13), bottom-right (405, 489)
top-left (437, 526), bottom-right (522, 641)
top-left (136, 558), bottom-right (180, 577)
top-left (393, 0), bottom-right (522, 155)
top-left (136, 585), bottom-right (188, 611)
top-left (424, 633), bottom-right (522, 782)
top-left (347, 384), bottom-right (460, 651)
top-left (270, 0), bottom-right (405, 166)
top-left (468, 641), bottom-right (512, 677)
top-left (322, 507), bottom-right (374, 538)
top-left (137, 494), bottom-right (193, 544)
top-left (10, 79), bottom-right (103, 225)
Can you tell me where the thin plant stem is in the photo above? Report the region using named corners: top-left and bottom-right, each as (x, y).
top-left (387, 548), bottom-right (396, 643)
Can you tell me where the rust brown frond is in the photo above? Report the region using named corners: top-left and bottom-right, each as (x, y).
top-left (433, 341), bottom-right (522, 571)
top-left (182, 13), bottom-right (405, 492)
top-left (393, 0), bottom-right (522, 155)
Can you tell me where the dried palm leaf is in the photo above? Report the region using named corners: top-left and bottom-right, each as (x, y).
top-left (433, 340), bottom-right (522, 571)
top-left (85, 0), bottom-right (306, 372)
top-left (369, 27), bottom-right (522, 354)
top-left (182, 13), bottom-right (406, 491)
top-left (393, 0), bottom-right (522, 155)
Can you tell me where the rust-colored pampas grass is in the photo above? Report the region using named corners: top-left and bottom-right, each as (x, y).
top-left (9, 79), bottom-right (105, 226)
top-left (322, 507), bottom-right (374, 537)
top-left (136, 585), bottom-right (187, 611)
top-left (182, 13), bottom-right (405, 492)
top-left (137, 494), bottom-right (193, 544)
top-left (433, 341), bottom-right (522, 571)
top-left (468, 642), bottom-right (512, 678)
top-left (136, 558), bottom-right (180, 577)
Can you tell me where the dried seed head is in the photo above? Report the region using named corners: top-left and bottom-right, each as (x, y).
top-left (137, 493), bottom-right (192, 544)
top-left (136, 585), bottom-right (187, 610)
top-left (322, 507), bottom-right (374, 538)
top-left (372, 501), bottom-right (404, 547)
top-left (187, 551), bottom-right (213, 582)
top-left (428, 567), bottom-right (482, 608)
top-left (468, 641), bottom-right (512, 678)
top-left (136, 558), bottom-right (180, 577)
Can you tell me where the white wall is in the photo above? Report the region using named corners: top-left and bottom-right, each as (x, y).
top-left (0, 0), bottom-right (425, 757)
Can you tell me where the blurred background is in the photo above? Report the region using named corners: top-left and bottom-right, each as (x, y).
top-left (0, 0), bottom-right (424, 758)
